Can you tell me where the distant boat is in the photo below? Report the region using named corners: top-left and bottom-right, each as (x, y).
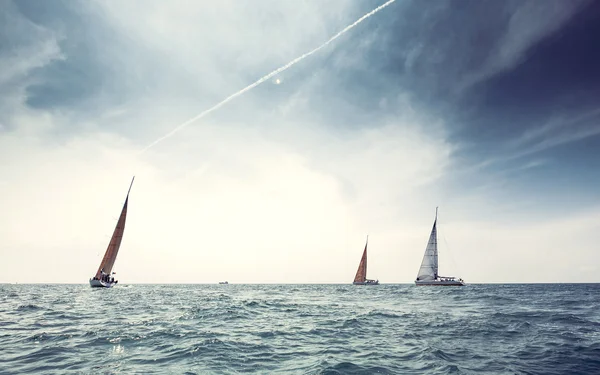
top-left (415, 207), bottom-right (464, 286)
top-left (353, 236), bottom-right (379, 285)
top-left (219, 281), bottom-right (229, 284)
top-left (89, 177), bottom-right (135, 288)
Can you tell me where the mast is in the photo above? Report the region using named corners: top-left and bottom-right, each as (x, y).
top-left (434, 206), bottom-right (438, 278)
top-left (95, 177), bottom-right (135, 278)
top-left (353, 235), bottom-right (368, 283)
top-left (126, 176), bottom-right (135, 196)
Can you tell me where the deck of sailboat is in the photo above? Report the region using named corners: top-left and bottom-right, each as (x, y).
top-left (89, 279), bottom-right (117, 288)
top-left (415, 280), bottom-right (464, 286)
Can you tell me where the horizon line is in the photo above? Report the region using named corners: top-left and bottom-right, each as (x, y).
top-left (3, 282), bottom-right (600, 285)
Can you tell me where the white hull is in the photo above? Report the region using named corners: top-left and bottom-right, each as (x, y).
top-left (89, 279), bottom-right (117, 288)
top-left (415, 279), bottom-right (464, 286)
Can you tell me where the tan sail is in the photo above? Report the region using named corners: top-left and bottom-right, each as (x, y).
top-left (95, 177), bottom-right (134, 279)
top-left (353, 237), bottom-right (368, 283)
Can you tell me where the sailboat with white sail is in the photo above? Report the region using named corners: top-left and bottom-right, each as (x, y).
top-left (353, 236), bottom-right (379, 285)
top-left (89, 177), bottom-right (134, 288)
top-left (415, 207), bottom-right (465, 286)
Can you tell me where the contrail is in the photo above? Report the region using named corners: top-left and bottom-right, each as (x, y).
top-left (141, 0), bottom-right (397, 153)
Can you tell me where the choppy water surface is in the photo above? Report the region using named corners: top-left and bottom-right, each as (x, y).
top-left (1, 284), bottom-right (599, 374)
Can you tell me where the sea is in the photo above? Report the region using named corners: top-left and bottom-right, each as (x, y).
top-left (0, 284), bottom-right (599, 374)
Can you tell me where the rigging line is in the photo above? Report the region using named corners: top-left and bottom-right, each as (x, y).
top-left (440, 220), bottom-right (462, 277)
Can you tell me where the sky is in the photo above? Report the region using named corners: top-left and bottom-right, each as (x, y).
top-left (1, 0), bottom-right (599, 284)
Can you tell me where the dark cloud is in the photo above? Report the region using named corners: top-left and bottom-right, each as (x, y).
top-left (2, 0), bottom-right (599, 177)
top-left (459, 1), bottom-right (600, 142)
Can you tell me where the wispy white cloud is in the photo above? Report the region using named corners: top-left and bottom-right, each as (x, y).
top-left (461, 107), bottom-right (600, 178)
top-left (140, 0), bottom-right (398, 152)
top-left (459, 0), bottom-right (589, 90)
top-left (0, 37), bottom-right (63, 87)
top-left (525, 124), bottom-right (600, 155)
top-left (510, 108), bottom-right (600, 148)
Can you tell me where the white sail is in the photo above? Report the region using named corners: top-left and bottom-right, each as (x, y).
top-left (416, 217), bottom-right (438, 281)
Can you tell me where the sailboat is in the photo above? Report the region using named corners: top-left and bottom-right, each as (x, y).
top-left (415, 207), bottom-right (464, 286)
top-left (89, 177), bottom-right (135, 288)
top-left (352, 236), bottom-right (379, 285)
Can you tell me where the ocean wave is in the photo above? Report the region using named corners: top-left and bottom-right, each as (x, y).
top-left (0, 284), bottom-right (599, 374)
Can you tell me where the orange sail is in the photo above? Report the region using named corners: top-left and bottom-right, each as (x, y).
top-left (95, 177), bottom-right (134, 278)
top-left (353, 237), bottom-right (368, 283)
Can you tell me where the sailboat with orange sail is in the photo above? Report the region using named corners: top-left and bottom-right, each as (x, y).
top-left (89, 177), bottom-right (134, 288)
top-left (352, 236), bottom-right (379, 285)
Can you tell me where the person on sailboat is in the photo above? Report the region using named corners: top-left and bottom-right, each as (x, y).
top-left (100, 269), bottom-right (108, 283)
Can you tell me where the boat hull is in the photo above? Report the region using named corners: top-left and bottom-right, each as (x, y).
top-left (89, 279), bottom-right (118, 288)
top-left (353, 280), bottom-right (380, 285)
top-left (415, 280), bottom-right (464, 286)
